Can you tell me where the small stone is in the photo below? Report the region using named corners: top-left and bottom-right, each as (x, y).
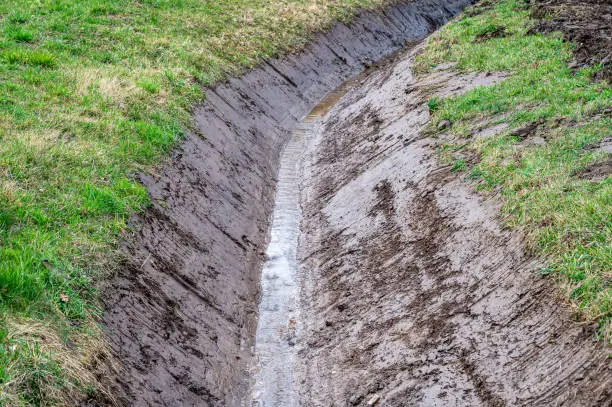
top-left (65, 337), bottom-right (77, 350)
top-left (349, 394), bottom-right (363, 405)
top-left (367, 394), bottom-right (381, 406)
top-left (452, 152), bottom-right (467, 161)
top-left (437, 119), bottom-right (452, 130)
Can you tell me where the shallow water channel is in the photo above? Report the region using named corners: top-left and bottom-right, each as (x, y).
top-left (248, 83), bottom-right (356, 407)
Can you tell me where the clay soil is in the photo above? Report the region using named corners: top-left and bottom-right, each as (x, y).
top-left (294, 44), bottom-right (611, 406)
top-left (99, 0), bottom-right (612, 405)
top-left (100, 1), bottom-right (473, 405)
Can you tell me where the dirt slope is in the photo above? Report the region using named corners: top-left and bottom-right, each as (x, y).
top-left (100, 1), bottom-right (473, 405)
top-left (295, 44), bottom-right (611, 406)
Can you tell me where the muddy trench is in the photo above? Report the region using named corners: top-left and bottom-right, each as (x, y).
top-left (101, 1), bottom-right (611, 406)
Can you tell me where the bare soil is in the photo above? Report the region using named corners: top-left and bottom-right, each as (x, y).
top-left (100, 1), bottom-right (472, 405)
top-left (529, 0), bottom-right (612, 81)
top-left (576, 157), bottom-right (612, 182)
top-left (99, 0), bottom-right (612, 405)
top-left (295, 44), bottom-right (611, 406)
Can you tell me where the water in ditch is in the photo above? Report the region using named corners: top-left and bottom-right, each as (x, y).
top-left (248, 83), bottom-right (356, 407)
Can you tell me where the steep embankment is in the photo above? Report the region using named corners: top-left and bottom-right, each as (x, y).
top-left (101, 1), bottom-right (472, 405)
top-left (416, 0), bottom-right (611, 339)
top-left (295, 43), bottom-right (611, 406)
top-left (288, 1), bottom-right (612, 404)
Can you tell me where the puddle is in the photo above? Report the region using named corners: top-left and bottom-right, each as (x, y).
top-left (248, 85), bottom-right (354, 407)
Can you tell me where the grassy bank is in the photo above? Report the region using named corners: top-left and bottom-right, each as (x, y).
top-left (416, 0), bottom-right (611, 340)
top-left (0, 0), bottom-right (388, 404)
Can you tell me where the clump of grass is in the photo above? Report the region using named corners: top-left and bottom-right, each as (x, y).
top-left (7, 12), bottom-right (28, 24)
top-left (451, 158), bottom-right (466, 172)
top-left (2, 49), bottom-right (55, 67)
top-left (427, 96), bottom-right (441, 112)
top-left (0, 0), bottom-right (391, 403)
top-left (10, 29), bottom-right (34, 43)
top-left (417, 0), bottom-right (612, 341)
top-left (137, 77), bottom-right (161, 94)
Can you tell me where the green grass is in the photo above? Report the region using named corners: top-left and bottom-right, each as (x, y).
top-left (0, 0), bottom-right (389, 404)
top-left (416, 0), bottom-right (611, 341)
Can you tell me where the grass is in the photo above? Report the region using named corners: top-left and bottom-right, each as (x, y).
top-left (416, 0), bottom-right (611, 341)
top-left (0, 0), bottom-right (390, 404)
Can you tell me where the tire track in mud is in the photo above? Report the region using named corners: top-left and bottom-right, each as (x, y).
top-left (295, 45), bottom-right (611, 406)
top-left (99, 1), bottom-right (473, 406)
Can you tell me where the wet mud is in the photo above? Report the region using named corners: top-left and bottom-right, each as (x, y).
top-left (249, 84), bottom-right (361, 407)
top-left (100, 1), bottom-right (472, 406)
top-left (295, 45), bottom-right (612, 406)
top-left (575, 157), bottom-right (612, 182)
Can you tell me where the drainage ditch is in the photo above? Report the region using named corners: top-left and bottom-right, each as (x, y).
top-left (249, 81), bottom-right (358, 407)
top-left (100, 0), bottom-right (611, 406)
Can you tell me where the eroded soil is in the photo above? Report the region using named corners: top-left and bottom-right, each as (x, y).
top-left (100, 1), bottom-right (473, 405)
top-left (529, 0), bottom-right (612, 81)
top-left (294, 44), bottom-right (611, 406)
top-left (100, 0), bottom-right (612, 405)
